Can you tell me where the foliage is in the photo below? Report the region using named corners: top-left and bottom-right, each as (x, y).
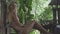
top-left (17, 0), bottom-right (34, 24)
top-left (30, 30), bottom-right (40, 34)
top-left (39, 6), bottom-right (53, 20)
top-left (17, 0), bottom-right (51, 23)
top-left (31, 0), bottom-right (51, 21)
top-left (17, 0), bottom-right (52, 34)
top-left (6, 0), bottom-right (52, 34)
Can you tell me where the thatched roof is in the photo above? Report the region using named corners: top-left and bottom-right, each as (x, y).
top-left (49, 0), bottom-right (60, 5)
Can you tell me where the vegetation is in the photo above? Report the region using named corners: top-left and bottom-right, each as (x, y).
top-left (14, 0), bottom-right (52, 34)
top-left (1, 0), bottom-right (54, 34)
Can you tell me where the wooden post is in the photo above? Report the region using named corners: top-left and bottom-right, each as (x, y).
top-left (1, 0), bottom-right (9, 34)
top-left (0, 0), bottom-right (2, 34)
top-left (52, 7), bottom-right (57, 32)
top-left (58, 8), bottom-right (60, 24)
top-left (57, 0), bottom-right (60, 24)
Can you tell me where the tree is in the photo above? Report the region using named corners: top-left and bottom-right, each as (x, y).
top-left (1, 0), bottom-right (53, 34)
top-left (6, 0), bottom-right (52, 34)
